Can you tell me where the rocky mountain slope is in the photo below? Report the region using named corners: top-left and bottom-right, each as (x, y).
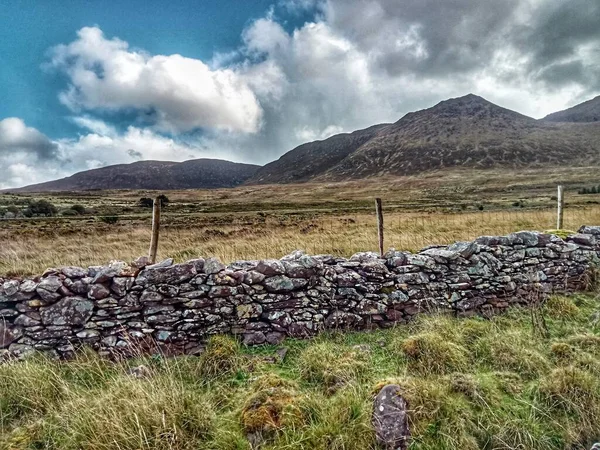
top-left (11, 159), bottom-right (260, 192)
top-left (543, 95), bottom-right (600, 122)
top-left (247, 94), bottom-right (600, 184)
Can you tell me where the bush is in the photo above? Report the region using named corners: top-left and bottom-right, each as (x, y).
top-left (98, 215), bottom-right (119, 225)
top-left (398, 332), bottom-right (469, 375)
top-left (197, 335), bottom-right (242, 379)
top-left (24, 200), bottom-right (57, 217)
top-left (138, 197), bottom-right (154, 208)
top-left (298, 342), bottom-right (371, 390)
top-left (70, 204), bottom-right (86, 215)
top-left (138, 195), bottom-right (169, 208)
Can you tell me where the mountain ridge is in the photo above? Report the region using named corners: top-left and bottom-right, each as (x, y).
top-left (8, 158), bottom-right (261, 192)
top-left (247, 93), bottom-right (600, 184)
top-left (543, 95), bottom-right (600, 123)
top-left (9, 93), bottom-right (600, 192)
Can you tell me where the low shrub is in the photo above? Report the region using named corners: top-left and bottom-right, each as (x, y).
top-left (398, 332), bottom-right (469, 375)
top-left (298, 342), bottom-right (372, 391)
top-left (197, 335), bottom-right (243, 379)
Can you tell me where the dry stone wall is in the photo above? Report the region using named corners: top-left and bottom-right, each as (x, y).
top-left (2, 226), bottom-right (600, 359)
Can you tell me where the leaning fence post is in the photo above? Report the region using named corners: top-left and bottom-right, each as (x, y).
top-left (375, 198), bottom-right (384, 257)
top-left (557, 185), bottom-right (564, 229)
top-left (148, 196), bottom-right (162, 264)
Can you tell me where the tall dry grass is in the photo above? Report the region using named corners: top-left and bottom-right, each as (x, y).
top-left (2, 205), bottom-right (600, 276)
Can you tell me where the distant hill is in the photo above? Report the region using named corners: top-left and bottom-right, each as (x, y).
top-left (247, 94), bottom-right (600, 184)
top-left (543, 95), bottom-right (600, 123)
top-left (11, 159), bottom-right (261, 192)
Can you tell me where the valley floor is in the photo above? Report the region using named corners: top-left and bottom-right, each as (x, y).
top-left (3, 167), bottom-right (600, 276)
top-left (1, 293), bottom-right (599, 449)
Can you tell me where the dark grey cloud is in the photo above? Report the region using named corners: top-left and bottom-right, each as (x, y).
top-left (127, 148), bottom-right (143, 160)
top-left (325, 0), bottom-right (520, 77)
top-left (517, 0), bottom-right (600, 92)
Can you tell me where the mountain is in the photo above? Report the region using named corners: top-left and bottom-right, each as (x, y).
top-left (543, 95), bottom-right (600, 123)
top-left (247, 94), bottom-right (600, 184)
top-left (11, 159), bottom-right (261, 192)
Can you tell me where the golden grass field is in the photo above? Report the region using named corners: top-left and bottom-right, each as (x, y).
top-left (2, 167), bottom-right (600, 276)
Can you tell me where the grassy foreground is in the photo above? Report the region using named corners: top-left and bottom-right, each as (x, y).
top-left (1, 294), bottom-right (600, 450)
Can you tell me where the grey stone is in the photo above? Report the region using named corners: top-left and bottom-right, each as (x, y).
top-left (61, 266), bottom-right (87, 278)
top-left (447, 241), bottom-right (479, 258)
top-left (204, 257), bottom-right (226, 274)
top-left (89, 284), bottom-right (110, 300)
top-left (0, 323), bottom-right (23, 348)
top-left (14, 314), bottom-right (41, 327)
top-left (37, 276), bottom-right (62, 293)
top-left (40, 297), bottom-right (94, 326)
top-left (237, 303), bottom-right (263, 319)
top-left (111, 277), bottom-right (134, 296)
top-left (578, 225), bottom-right (600, 236)
top-left (256, 259), bottom-right (286, 276)
top-left (19, 280), bottom-right (38, 293)
top-left (264, 275), bottom-right (295, 293)
top-left (138, 263), bottom-right (196, 285)
top-left (421, 248), bottom-right (460, 261)
top-left (244, 270), bottom-right (266, 284)
top-left (373, 384), bottom-right (409, 450)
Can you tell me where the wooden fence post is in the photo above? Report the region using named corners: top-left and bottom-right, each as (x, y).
top-left (148, 196), bottom-right (162, 264)
top-left (375, 198), bottom-right (384, 257)
top-left (557, 185), bottom-right (564, 230)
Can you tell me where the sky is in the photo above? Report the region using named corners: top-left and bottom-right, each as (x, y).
top-left (1, 0), bottom-right (599, 189)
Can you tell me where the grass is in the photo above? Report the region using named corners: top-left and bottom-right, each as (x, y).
top-left (4, 166), bottom-right (600, 276)
top-left (1, 293), bottom-right (599, 449)
top-left (3, 204), bottom-right (600, 277)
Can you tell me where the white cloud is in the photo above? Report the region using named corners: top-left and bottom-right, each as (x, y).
top-left (49, 27), bottom-right (263, 133)
top-left (0, 119), bottom-right (245, 189)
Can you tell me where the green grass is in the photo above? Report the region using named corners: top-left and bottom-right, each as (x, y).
top-left (1, 294), bottom-right (600, 449)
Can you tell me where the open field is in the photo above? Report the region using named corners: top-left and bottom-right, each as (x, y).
top-left (3, 168), bottom-right (600, 276)
top-left (1, 293), bottom-right (599, 449)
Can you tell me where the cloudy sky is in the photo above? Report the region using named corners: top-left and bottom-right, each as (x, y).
top-left (1, 0), bottom-right (599, 188)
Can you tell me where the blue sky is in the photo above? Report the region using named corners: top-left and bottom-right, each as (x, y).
top-left (0, 0), bottom-right (599, 188)
top-left (0, 0), bottom-right (308, 138)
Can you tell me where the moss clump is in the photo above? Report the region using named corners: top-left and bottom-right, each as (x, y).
top-left (476, 331), bottom-right (549, 378)
top-left (240, 374), bottom-right (305, 438)
top-left (538, 366), bottom-right (599, 415)
top-left (197, 335), bottom-right (243, 379)
top-left (298, 342), bottom-right (371, 391)
top-left (398, 332), bottom-right (469, 375)
top-left (544, 229), bottom-right (577, 239)
top-left (565, 333), bottom-right (600, 355)
top-left (545, 295), bottom-right (580, 320)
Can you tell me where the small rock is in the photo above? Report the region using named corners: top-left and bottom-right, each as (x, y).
top-left (243, 331), bottom-right (266, 345)
top-left (132, 256), bottom-right (151, 269)
top-left (275, 346), bottom-right (288, 361)
top-left (128, 364), bottom-right (152, 379)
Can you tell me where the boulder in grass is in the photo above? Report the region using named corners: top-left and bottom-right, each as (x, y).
top-left (372, 384), bottom-right (409, 450)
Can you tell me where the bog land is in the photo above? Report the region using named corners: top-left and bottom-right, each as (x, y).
top-left (2, 167), bottom-right (600, 276)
